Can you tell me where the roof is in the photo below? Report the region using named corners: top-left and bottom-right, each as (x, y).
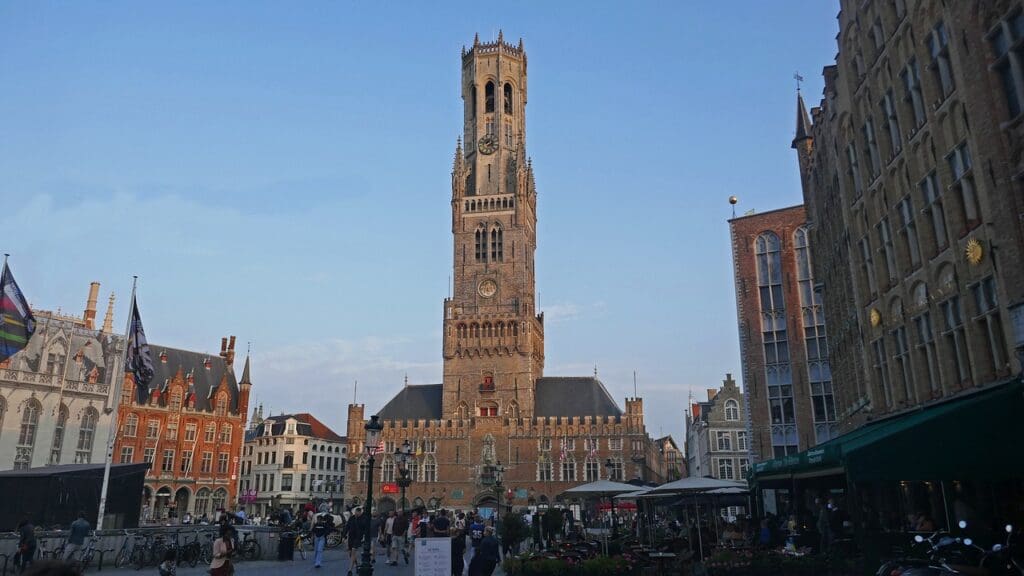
top-left (377, 384), bottom-right (444, 421)
top-left (534, 377), bottom-right (622, 418)
top-left (792, 90), bottom-right (812, 147)
top-left (253, 413), bottom-right (344, 442)
top-left (239, 355), bottom-right (252, 386)
top-left (139, 345), bottom-right (239, 413)
top-left (0, 462), bottom-right (150, 478)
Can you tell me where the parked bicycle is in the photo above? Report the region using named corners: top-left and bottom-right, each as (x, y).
top-left (113, 530), bottom-right (137, 568)
top-left (235, 530), bottom-right (261, 562)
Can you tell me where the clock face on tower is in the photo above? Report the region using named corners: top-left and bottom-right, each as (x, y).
top-left (478, 279), bottom-right (497, 298)
top-left (478, 134), bottom-right (498, 155)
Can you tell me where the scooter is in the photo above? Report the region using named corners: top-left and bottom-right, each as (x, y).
top-left (877, 522), bottom-right (1022, 576)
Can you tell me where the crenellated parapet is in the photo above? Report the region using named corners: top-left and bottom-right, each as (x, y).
top-left (462, 31), bottom-right (526, 64)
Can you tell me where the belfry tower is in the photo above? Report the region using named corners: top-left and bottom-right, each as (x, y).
top-left (442, 32), bottom-right (544, 420)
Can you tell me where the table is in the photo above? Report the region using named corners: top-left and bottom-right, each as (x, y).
top-left (647, 552), bottom-right (676, 576)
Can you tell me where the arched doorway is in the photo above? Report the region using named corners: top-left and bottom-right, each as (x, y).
top-left (412, 497), bottom-right (425, 511)
top-left (538, 495), bottom-right (550, 509)
top-left (155, 486), bottom-right (173, 520)
top-left (174, 487), bottom-right (190, 521)
top-left (141, 486), bottom-right (154, 523)
top-left (212, 489), bottom-right (228, 517)
top-left (377, 497), bottom-right (396, 513)
top-left (474, 494), bottom-right (498, 521)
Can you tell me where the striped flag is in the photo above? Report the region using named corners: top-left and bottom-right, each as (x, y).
top-left (126, 297), bottom-right (154, 391)
top-left (0, 262), bottom-right (36, 362)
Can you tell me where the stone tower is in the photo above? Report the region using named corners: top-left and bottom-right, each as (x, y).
top-left (442, 32), bottom-right (544, 420)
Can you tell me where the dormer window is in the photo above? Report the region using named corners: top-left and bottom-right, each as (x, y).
top-left (286, 421), bottom-right (296, 435)
top-left (159, 351), bottom-right (168, 363)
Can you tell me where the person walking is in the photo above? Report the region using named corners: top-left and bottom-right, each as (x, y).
top-left (389, 510), bottom-right (410, 566)
top-left (816, 498), bottom-right (832, 553)
top-left (63, 511), bottom-right (91, 561)
top-left (208, 524), bottom-right (235, 576)
top-left (345, 507), bottom-right (367, 576)
top-left (15, 517), bottom-right (37, 573)
top-left (468, 526), bottom-right (500, 576)
top-left (382, 511), bottom-right (396, 566)
top-left (450, 527), bottom-right (466, 576)
top-left (312, 506), bottom-right (336, 569)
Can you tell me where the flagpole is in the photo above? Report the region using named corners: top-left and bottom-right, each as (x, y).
top-left (97, 276), bottom-right (137, 530)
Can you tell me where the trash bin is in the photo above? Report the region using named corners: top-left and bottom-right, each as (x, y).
top-left (278, 531), bottom-right (296, 560)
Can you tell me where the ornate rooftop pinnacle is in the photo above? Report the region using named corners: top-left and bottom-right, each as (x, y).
top-left (474, 33), bottom-right (480, 46)
top-left (792, 90), bottom-right (813, 148)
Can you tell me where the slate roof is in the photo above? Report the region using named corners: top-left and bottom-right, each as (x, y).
top-left (534, 377), bottom-right (623, 418)
top-left (252, 413), bottom-right (344, 442)
top-left (138, 345), bottom-right (239, 413)
top-left (377, 384), bottom-right (444, 421)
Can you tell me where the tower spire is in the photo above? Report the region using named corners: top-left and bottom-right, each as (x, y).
top-left (101, 292), bottom-right (116, 333)
top-left (792, 90), bottom-right (813, 149)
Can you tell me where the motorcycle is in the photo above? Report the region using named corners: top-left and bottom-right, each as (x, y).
top-left (877, 522), bottom-right (1022, 576)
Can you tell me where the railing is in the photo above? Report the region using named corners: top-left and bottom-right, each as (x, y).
top-left (1, 368), bottom-right (110, 396)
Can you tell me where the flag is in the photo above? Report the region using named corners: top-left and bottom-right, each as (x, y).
top-left (0, 262), bottom-right (36, 362)
top-left (126, 297), bottom-right (154, 391)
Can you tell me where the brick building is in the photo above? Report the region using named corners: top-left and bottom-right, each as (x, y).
top-left (114, 337), bottom-right (250, 521)
top-left (0, 282), bottom-right (122, 471)
top-left (345, 34), bottom-right (662, 515)
top-left (239, 410), bottom-right (347, 517)
top-left (795, 0), bottom-right (1024, 428)
top-left (730, 206), bottom-right (838, 462)
top-left (685, 374), bottom-right (750, 480)
top-left (655, 435), bottom-right (685, 482)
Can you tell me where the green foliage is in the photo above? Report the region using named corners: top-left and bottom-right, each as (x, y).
top-left (499, 513), bottom-right (530, 548)
top-left (541, 508), bottom-right (564, 537)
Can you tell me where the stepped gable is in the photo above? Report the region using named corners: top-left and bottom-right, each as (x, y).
top-left (534, 377), bottom-right (622, 418)
top-left (140, 345), bottom-right (238, 412)
top-left (377, 384), bottom-right (443, 421)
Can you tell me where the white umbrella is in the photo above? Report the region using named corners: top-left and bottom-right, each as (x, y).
top-left (559, 480), bottom-right (640, 497)
top-left (645, 476), bottom-right (746, 495)
top-left (613, 487), bottom-right (652, 500)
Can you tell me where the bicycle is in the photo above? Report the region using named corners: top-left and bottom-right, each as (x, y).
top-left (294, 531), bottom-right (313, 560)
top-left (235, 531), bottom-right (261, 562)
top-left (176, 530), bottom-right (201, 568)
top-left (68, 536), bottom-right (102, 573)
top-left (113, 530), bottom-right (136, 568)
top-left (199, 532), bottom-right (216, 565)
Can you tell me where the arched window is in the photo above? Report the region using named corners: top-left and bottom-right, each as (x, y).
top-left (14, 399), bottom-right (41, 469)
top-left (456, 402), bottom-right (468, 419)
top-left (423, 455), bottom-right (437, 482)
top-left (407, 457), bottom-right (420, 482)
top-left (724, 399), bottom-right (739, 421)
top-left (358, 457), bottom-right (369, 482)
top-left (475, 225), bottom-right (488, 262)
top-left (50, 404), bottom-right (69, 465)
top-left (75, 407), bottom-right (99, 464)
top-left (471, 85), bottom-right (477, 117)
top-left (124, 413), bottom-right (138, 437)
top-left (485, 81), bottom-right (495, 113)
top-left (195, 488), bottom-right (211, 517)
top-left (381, 456), bottom-right (395, 482)
top-left (504, 83), bottom-right (513, 115)
top-left (212, 488), bottom-right (227, 511)
top-left (490, 226), bottom-right (503, 261)
top-left (507, 401), bottom-right (519, 419)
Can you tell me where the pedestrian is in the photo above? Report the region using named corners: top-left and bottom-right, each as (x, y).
top-left (468, 526), bottom-right (499, 576)
top-left (370, 512), bottom-right (383, 560)
top-left (432, 509), bottom-right (451, 537)
top-left (467, 514), bottom-right (485, 566)
top-left (63, 511), bottom-right (91, 561)
top-left (209, 524), bottom-right (235, 576)
top-left (450, 527), bottom-right (466, 576)
top-left (345, 507), bottom-right (366, 576)
top-left (158, 549), bottom-right (177, 576)
top-left (382, 511), bottom-right (396, 566)
top-left (312, 506), bottom-right (336, 569)
top-left (390, 510), bottom-right (410, 566)
top-left (16, 516), bottom-right (37, 573)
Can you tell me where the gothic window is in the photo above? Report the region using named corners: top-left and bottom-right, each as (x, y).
top-left (75, 407), bottom-right (98, 464)
top-left (507, 401), bottom-right (520, 419)
top-left (560, 456), bottom-right (576, 481)
top-left (456, 402), bottom-right (468, 419)
top-left (490, 225), bottom-right (503, 261)
top-left (170, 389), bottom-right (182, 411)
top-left (475, 225), bottom-right (488, 262)
top-left (724, 399), bottom-right (739, 421)
top-left (216, 395), bottom-right (227, 416)
top-left (358, 457), bottom-right (368, 482)
top-left (485, 81), bottom-right (495, 113)
top-left (537, 457), bottom-right (553, 481)
top-left (14, 399), bottom-right (41, 469)
top-left (423, 455), bottom-right (437, 482)
top-left (503, 83), bottom-right (513, 115)
top-left (195, 488), bottom-right (210, 517)
top-left (471, 85), bottom-right (477, 117)
top-left (212, 488), bottom-right (227, 511)
top-left (408, 458), bottom-right (420, 482)
top-left (50, 404), bottom-right (68, 465)
top-left (381, 457), bottom-right (395, 482)
top-left (584, 457), bottom-right (600, 481)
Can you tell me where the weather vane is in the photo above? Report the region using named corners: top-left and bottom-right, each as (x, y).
top-left (794, 71), bottom-right (804, 92)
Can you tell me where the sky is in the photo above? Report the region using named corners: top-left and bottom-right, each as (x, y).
top-left (0, 1), bottom-right (841, 446)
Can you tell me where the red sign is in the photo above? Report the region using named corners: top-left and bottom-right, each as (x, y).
top-left (381, 483), bottom-right (399, 494)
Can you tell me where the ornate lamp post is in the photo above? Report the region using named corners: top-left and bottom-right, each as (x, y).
top-left (604, 458), bottom-right (618, 538)
top-left (359, 415), bottom-right (383, 576)
top-left (395, 439), bottom-right (413, 514)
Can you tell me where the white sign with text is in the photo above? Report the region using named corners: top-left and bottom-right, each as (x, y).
top-left (414, 537), bottom-right (452, 576)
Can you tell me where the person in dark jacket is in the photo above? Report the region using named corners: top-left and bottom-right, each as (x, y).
top-left (450, 527), bottom-right (466, 576)
top-left (468, 526), bottom-right (500, 576)
top-left (16, 517), bottom-right (37, 572)
top-left (345, 507), bottom-right (367, 576)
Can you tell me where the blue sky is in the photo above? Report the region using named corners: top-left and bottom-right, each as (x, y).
top-left (0, 1), bottom-right (840, 444)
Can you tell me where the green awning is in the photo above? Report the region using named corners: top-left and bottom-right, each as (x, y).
top-left (750, 377), bottom-right (1023, 484)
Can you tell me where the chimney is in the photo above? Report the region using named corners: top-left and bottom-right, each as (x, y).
top-left (102, 292), bottom-right (116, 333)
top-left (84, 282), bottom-right (100, 329)
top-left (706, 388), bottom-right (718, 402)
top-left (221, 335), bottom-right (236, 366)
top-left (220, 338), bottom-right (228, 355)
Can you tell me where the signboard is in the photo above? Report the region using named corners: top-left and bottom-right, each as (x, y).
top-left (414, 538), bottom-right (451, 576)
top-left (515, 488), bottom-right (528, 499)
top-left (450, 489), bottom-right (464, 500)
top-left (382, 483), bottom-right (399, 494)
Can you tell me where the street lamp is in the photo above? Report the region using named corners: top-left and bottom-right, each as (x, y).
top-left (604, 458), bottom-right (618, 538)
top-left (395, 439), bottom-right (412, 514)
top-left (359, 415), bottom-right (383, 576)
